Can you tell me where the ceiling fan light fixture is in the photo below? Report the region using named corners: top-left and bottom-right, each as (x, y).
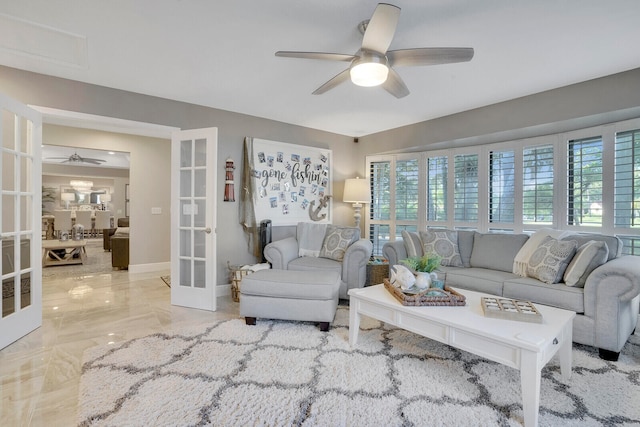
top-left (350, 52), bottom-right (388, 87)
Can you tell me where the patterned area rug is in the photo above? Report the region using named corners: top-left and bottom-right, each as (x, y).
top-left (78, 308), bottom-right (640, 426)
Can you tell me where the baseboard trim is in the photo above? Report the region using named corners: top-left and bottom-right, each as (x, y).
top-left (129, 261), bottom-right (170, 274)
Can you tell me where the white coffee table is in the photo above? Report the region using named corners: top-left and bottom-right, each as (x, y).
top-left (348, 284), bottom-right (575, 427)
top-left (42, 239), bottom-right (87, 267)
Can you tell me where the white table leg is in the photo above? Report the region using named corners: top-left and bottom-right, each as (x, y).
top-left (349, 299), bottom-right (361, 347)
top-left (558, 323), bottom-right (573, 381)
top-left (520, 349), bottom-right (542, 427)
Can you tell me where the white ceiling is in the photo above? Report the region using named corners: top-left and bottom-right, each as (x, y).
top-left (1, 1), bottom-right (639, 137)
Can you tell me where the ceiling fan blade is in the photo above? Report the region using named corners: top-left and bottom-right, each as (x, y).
top-left (82, 157), bottom-right (106, 163)
top-left (361, 3), bottom-right (401, 54)
top-left (382, 67), bottom-right (409, 98)
top-left (387, 47), bottom-right (474, 67)
top-left (275, 51), bottom-right (355, 62)
top-left (312, 69), bottom-right (351, 95)
top-left (82, 160), bottom-right (103, 165)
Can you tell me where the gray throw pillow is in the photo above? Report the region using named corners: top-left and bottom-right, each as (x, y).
top-left (419, 230), bottom-right (462, 267)
top-left (319, 225), bottom-right (359, 261)
top-left (401, 230), bottom-right (423, 258)
top-left (563, 240), bottom-right (609, 287)
top-left (527, 236), bottom-right (577, 284)
top-left (470, 232), bottom-right (529, 272)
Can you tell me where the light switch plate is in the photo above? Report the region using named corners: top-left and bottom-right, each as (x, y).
top-left (151, 207), bottom-right (162, 215)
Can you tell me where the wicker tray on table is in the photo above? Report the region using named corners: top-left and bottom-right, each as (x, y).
top-left (383, 278), bottom-right (466, 306)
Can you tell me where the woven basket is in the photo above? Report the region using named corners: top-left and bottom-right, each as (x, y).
top-left (366, 263), bottom-right (389, 286)
top-left (383, 278), bottom-right (466, 306)
top-left (227, 261), bottom-right (254, 302)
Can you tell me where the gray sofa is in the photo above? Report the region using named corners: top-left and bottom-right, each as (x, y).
top-left (383, 230), bottom-right (640, 360)
top-left (264, 223), bottom-right (373, 299)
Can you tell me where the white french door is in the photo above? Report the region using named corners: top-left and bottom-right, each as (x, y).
top-left (170, 128), bottom-right (217, 311)
top-left (0, 94), bottom-right (42, 349)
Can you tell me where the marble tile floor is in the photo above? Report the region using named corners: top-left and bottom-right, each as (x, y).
top-left (1, 242), bottom-right (239, 426)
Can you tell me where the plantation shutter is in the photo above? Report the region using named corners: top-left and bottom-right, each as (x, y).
top-left (369, 160), bottom-right (391, 255)
top-left (454, 154), bottom-right (478, 222)
top-left (489, 150), bottom-right (515, 224)
top-left (567, 136), bottom-right (603, 226)
top-left (427, 155), bottom-right (448, 222)
top-left (523, 145), bottom-right (554, 224)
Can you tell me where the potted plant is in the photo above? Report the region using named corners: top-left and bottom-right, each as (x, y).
top-left (400, 252), bottom-right (442, 289)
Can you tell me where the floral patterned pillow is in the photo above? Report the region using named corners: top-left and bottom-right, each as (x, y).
top-left (527, 236), bottom-right (577, 284)
top-left (419, 230), bottom-right (463, 267)
top-left (320, 225), bottom-right (359, 261)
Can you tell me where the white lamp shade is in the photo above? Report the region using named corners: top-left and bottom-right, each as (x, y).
top-left (61, 193), bottom-right (75, 202)
top-left (350, 62), bottom-right (389, 87)
top-left (343, 177), bottom-right (370, 203)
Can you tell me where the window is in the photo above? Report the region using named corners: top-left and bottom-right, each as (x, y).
top-left (395, 159), bottom-right (419, 221)
top-left (567, 136), bottom-right (603, 226)
top-left (369, 160), bottom-right (391, 254)
top-left (523, 145), bottom-right (554, 225)
top-left (454, 154), bottom-right (478, 222)
top-left (489, 150), bottom-right (515, 224)
top-left (614, 129), bottom-right (640, 229)
top-left (427, 156), bottom-right (448, 222)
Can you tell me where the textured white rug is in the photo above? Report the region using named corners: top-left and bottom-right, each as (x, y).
top-left (78, 308), bottom-right (640, 426)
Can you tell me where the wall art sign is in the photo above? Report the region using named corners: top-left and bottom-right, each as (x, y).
top-left (249, 138), bottom-right (332, 225)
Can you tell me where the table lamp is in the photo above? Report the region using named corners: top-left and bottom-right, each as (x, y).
top-left (343, 177), bottom-right (370, 227)
top-left (61, 192), bottom-right (74, 209)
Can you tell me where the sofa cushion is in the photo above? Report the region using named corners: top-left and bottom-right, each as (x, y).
top-left (470, 232), bottom-right (529, 272)
top-left (457, 230), bottom-right (475, 268)
top-left (241, 269), bottom-right (340, 300)
top-left (503, 277), bottom-right (585, 313)
top-left (440, 266), bottom-right (516, 296)
top-left (319, 225), bottom-right (359, 261)
top-left (401, 230), bottom-right (423, 258)
top-left (288, 255), bottom-right (342, 276)
top-left (526, 236), bottom-right (577, 284)
top-left (420, 230), bottom-right (462, 267)
top-left (562, 234), bottom-right (622, 261)
top-left (563, 240), bottom-right (609, 287)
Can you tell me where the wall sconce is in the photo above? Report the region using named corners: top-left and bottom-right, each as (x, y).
top-left (343, 177), bottom-right (370, 227)
top-left (61, 192), bottom-right (75, 209)
top-left (224, 157), bottom-right (235, 202)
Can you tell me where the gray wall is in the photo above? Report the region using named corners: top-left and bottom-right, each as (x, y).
top-left (0, 65), bottom-right (358, 284)
top-left (356, 68), bottom-right (640, 161)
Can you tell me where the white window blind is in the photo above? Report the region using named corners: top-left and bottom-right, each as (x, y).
top-left (567, 136), bottom-right (603, 226)
top-left (395, 159), bottom-right (419, 221)
top-left (427, 155), bottom-right (448, 222)
top-left (489, 150), bottom-right (515, 224)
top-left (368, 160), bottom-right (391, 255)
top-left (523, 145), bottom-right (554, 225)
top-left (454, 154), bottom-right (478, 222)
top-left (614, 129), bottom-right (640, 229)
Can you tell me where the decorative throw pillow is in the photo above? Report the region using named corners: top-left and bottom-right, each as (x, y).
top-left (401, 230), bottom-right (423, 258)
top-left (319, 225), bottom-right (359, 261)
top-left (419, 230), bottom-right (463, 267)
top-left (527, 236), bottom-right (577, 284)
top-left (563, 240), bottom-right (608, 287)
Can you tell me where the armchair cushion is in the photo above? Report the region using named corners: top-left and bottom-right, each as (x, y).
top-left (296, 222), bottom-right (327, 257)
top-left (319, 225), bottom-right (359, 261)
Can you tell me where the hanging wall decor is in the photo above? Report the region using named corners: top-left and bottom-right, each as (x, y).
top-left (224, 157), bottom-right (235, 202)
top-left (246, 138), bottom-right (332, 225)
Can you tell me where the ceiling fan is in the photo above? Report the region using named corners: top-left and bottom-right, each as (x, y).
top-left (46, 152), bottom-right (106, 165)
top-left (275, 3), bottom-right (474, 98)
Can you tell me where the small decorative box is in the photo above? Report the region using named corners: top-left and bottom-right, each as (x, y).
top-left (481, 297), bottom-right (543, 323)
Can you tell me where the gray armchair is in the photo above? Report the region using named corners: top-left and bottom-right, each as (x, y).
top-left (264, 223), bottom-right (373, 299)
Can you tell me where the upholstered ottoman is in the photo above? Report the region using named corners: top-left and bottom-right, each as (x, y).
top-left (239, 269), bottom-right (341, 331)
